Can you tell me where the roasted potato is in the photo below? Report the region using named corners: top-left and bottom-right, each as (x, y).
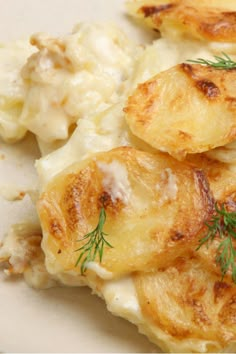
top-left (38, 146), bottom-right (213, 279)
top-left (134, 257), bottom-right (236, 352)
top-left (127, 0), bottom-right (236, 42)
top-left (125, 63), bottom-right (236, 160)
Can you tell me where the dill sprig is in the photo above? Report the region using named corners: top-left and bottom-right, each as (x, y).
top-left (75, 207), bottom-right (113, 275)
top-left (187, 52), bottom-right (236, 70)
top-left (197, 203), bottom-right (236, 283)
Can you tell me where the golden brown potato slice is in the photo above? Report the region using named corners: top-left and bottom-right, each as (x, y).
top-left (125, 63), bottom-right (236, 160)
top-left (185, 154), bottom-right (236, 280)
top-left (196, 236), bottom-right (236, 283)
top-left (127, 0), bottom-right (236, 42)
top-left (186, 154), bottom-right (236, 202)
top-left (134, 257), bottom-right (236, 352)
top-left (205, 140), bottom-right (236, 164)
top-left (38, 147), bottom-right (213, 279)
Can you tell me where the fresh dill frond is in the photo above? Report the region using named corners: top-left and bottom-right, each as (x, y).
top-left (187, 52), bottom-right (236, 70)
top-left (75, 207), bottom-right (113, 275)
top-left (197, 203), bottom-right (236, 283)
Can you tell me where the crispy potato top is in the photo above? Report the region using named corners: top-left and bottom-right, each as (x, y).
top-left (134, 257), bottom-right (236, 351)
top-left (37, 147), bottom-right (213, 278)
top-left (125, 63), bottom-right (236, 160)
top-left (127, 0), bottom-right (236, 42)
top-left (185, 154), bottom-right (236, 281)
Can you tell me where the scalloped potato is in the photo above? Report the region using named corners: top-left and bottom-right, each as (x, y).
top-left (125, 63), bottom-right (236, 160)
top-left (126, 0), bottom-right (236, 42)
top-left (37, 147), bottom-right (213, 278)
top-left (134, 257), bottom-right (236, 352)
top-left (1, 1), bottom-right (236, 353)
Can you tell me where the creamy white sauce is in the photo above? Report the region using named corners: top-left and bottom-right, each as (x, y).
top-left (36, 36), bottom-right (231, 188)
top-left (36, 102), bottom-right (131, 187)
top-left (0, 185), bottom-right (26, 201)
top-left (2, 21), bottom-right (236, 353)
top-left (97, 160), bottom-right (131, 204)
top-left (0, 40), bottom-right (34, 142)
top-left (86, 261), bottom-right (113, 280)
top-left (20, 23), bottom-right (137, 144)
top-left (157, 168), bottom-right (178, 205)
top-left (102, 276), bottom-right (142, 321)
top-left (0, 185), bottom-right (39, 204)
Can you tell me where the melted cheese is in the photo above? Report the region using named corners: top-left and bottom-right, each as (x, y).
top-left (36, 102), bottom-right (131, 187)
top-left (130, 37), bottom-right (236, 92)
top-left (97, 160), bottom-right (131, 204)
top-left (86, 262), bottom-right (113, 280)
top-left (20, 23), bottom-right (137, 144)
top-left (36, 36), bottom-right (236, 188)
top-left (102, 277), bottom-right (142, 321)
top-left (35, 38), bottom-right (213, 186)
top-left (0, 40), bottom-right (34, 142)
top-left (155, 168), bottom-right (179, 207)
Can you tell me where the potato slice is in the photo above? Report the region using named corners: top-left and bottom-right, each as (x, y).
top-left (126, 0), bottom-right (236, 42)
top-left (134, 257), bottom-right (236, 352)
top-left (38, 147), bottom-right (213, 279)
top-left (186, 154), bottom-right (236, 201)
top-left (205, 140), bottom-right (236, 164)
top-left (186, 154), bottom-right (236, 280)
top-left (125, 63), bottom-right (236, 160)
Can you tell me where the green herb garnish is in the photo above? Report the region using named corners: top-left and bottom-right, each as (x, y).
top-left (197, 203), bottom-right (236, 283)
top-left (188, 53), bottom-right (236, 70)
top-left (75, 207), bottom-right (112, 275)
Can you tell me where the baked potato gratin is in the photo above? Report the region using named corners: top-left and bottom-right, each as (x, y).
top-left (1, 0), bottom-right (236, 352)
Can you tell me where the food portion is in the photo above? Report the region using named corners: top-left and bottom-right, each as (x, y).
top-left (134, 258), bottom-right (236, 352)
top-left (0, 40), bottom-right (34, 142)
top-left (38, 146), bottom-right (213, 278)
top-left (36, 102), bottom-right (132, 186)
top-left (127, 0), bottom-right (236, 42)
top-left (1, 0), bottom-right (236, 353)
top-left (185, 155), bottom-right (236, 282)
top-left (0, 223), bottom-right (57, 289)
top-left (20, 23), bottom-right (136, 152)
top-left (125, 62), bottom-right (236, 160)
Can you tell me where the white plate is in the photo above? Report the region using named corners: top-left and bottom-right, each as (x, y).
top-left (0, 1), bottom-right (158, 352)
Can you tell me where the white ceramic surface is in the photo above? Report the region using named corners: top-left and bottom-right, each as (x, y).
top-left (0, 1), bottom-right (158, 352)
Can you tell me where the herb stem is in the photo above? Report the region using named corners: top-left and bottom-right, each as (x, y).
top-left (75, 207), bottom-right (113, 275)
top-left (197, 203), bottom-right (236, 283)
top-left (187, 53), bottom-right (236, 70)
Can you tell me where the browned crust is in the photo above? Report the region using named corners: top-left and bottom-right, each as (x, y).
top-left (38, 147), bottom-right (214, 277)
top-left (125, 63), bottom-right (236, 158)
top-left (134, 257), bottom-right (236, 346)
top-left (195, 80), bottom-right (220, 99)
top-left (137, 1), bottom-right (236, 42)
top-left (140, 3), bottom-right (176, 18)
top-left (181, 63), bottom-right (221, 100)
top-left (219, 294), bottom-right (236, 326)
top-left (214, 281), bottom-right (232, 303)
